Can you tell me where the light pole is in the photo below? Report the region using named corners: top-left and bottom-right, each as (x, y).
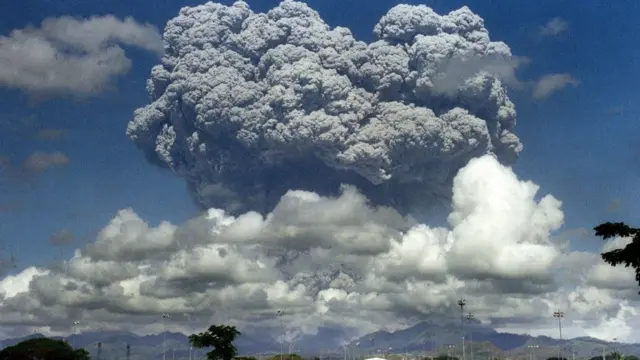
top-left (447, 345), bottom-right (456, 360)
top-left (277, 309), bottom-right (285, 360)
top-left (528, 344), bottom-right (540, 360)
top-left (424, 338), bottom-right (434, 360)
top-left (466, 313), bottom-right (474, 360)
top-left (553, 311), bottom-right (564, 360)
top-left (429, 332), bottom-right (436, 360)
top-left (186, 313), bottom-right (194, 360)
top-left (162, 313), bottom-right (171, 360)
top-left (72, 321), bottom-right (80, 347)
top-left (458, 299), bottom-right (467, 360)
top-left (613, 338), bottom-right (620, 360)
top-left (97, 342), bottom-right (102, 360)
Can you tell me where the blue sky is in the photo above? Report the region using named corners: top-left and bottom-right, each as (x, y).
top-left (1, 0), bottom-right (639, 270)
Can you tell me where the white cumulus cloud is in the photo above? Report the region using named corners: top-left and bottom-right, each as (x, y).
top-left (0, 15), bottom-right (163, 97)
top-left (0, 155), bottom-right (636, 342)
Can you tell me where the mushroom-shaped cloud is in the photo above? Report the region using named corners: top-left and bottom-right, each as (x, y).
top-left (127, 0), bottom-right (523, 215)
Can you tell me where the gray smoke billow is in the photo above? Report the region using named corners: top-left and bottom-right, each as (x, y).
top-left (127, 0), bottom-right (523, 215)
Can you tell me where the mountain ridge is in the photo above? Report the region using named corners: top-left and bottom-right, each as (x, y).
top-left (1, 321), bottom-right (637, 359)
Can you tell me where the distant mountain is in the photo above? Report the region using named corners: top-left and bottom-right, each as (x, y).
top-left (347, 321), bottom-right (640, 360)
top-left (1, 321), bottom-right (638, 359)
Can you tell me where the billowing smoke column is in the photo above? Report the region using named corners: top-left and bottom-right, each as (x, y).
top-left (127, 0), bottom-right (523, 215)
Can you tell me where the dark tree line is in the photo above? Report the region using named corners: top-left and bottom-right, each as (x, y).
top-left (587, 353), bottom-right (639, 360)
top-left (0, 323), bottom-right (289, 360)
top-left (0, 337), bottom-right (90, 360)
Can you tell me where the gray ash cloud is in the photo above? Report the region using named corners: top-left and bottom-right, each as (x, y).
top-left (127, 0), bottom-right (522, 215)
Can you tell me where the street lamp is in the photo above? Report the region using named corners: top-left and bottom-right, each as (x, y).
top-left (185, 314), bottom-right (194, 360)
top-left (528, 344), bottom-right (540, 360)
top-left (553, 311), bottom-right (564, 360)
top-left (458, 299), bottom-right (467, 360)
top-left (277, 309), bottom-right (285, 360)
top-left (447, 345), bottom-right (456, 360)
top-left (162, 313), bottom-right (171, 360)
top-left (72, 321), bottom-right (80, 347)
top-left (612, 338), bottom-right (621, 360)
top-left (427, 331), bottom-right (438, 360)
top-left (466, 313), bottom-right (474, 360)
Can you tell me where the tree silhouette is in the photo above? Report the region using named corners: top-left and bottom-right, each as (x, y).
top-left (435, 354), bottom-right (460, 360)
top-left (0, 337), bottom-right (89, 360)
top-left (588, 353), bottom-right (634, 360)
top-left (594, 222), bottom-right (640, 292)
top-left (265, 355), bottom-right (304, 360)
top-left (189, 324), bottom-right (241, 360)
top-left (74, 348), bottom-right (91, 360)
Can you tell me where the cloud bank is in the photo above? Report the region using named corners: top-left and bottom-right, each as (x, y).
top-left (0, 155), bottom-right (638, 342)
top-left (0, 15), bottom-right (163, 97)
top-left (127, 0), bottom-right (524, 215)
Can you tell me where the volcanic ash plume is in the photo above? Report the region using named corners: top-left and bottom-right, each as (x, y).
top-left (127, 0), bottom-right (523, 215)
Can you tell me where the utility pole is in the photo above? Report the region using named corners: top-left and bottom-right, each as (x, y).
top-left (162, 313), bottom-right (171, 360)
top-left (186, 313), bottom-right (194, 360)
top-left (96, 342), bottom-right (102, 360)
top-left (72, 320), bottom-right (80, 347)
top-left (447, 345), bottom-right (456, 360)
top-left (553, 311), bottom-right (564, 360)
top-left (528, 344), bottom-right (539, 360)
top-left (277, 309), bottom-right (285, 360)
top-left (458, 299), bottom-right (467, 360)
top-left (467, 313), bottom-right (474, 360)
top-left (126, 344), bottom-right (131, 360)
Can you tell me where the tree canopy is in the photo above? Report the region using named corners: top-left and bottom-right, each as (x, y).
top-left (189, 324), bottom-right (241, 360)
top-left (594, 222), bottom-right (640, 292)
top-left (265, 354), bottom-right (304, 360)
top-left (434, 354), bottom-right (460, 360)
top-left (0, 337), bottom-right (89, 360)
top-left (588, 353), bottom-right (639, 360)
